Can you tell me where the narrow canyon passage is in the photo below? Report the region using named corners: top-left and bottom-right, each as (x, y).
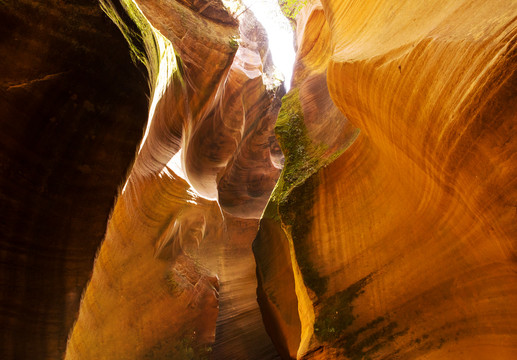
top-left (0, 1), bottom-right (516, 360)
top-left (66, 0), bottom-right (290, 359)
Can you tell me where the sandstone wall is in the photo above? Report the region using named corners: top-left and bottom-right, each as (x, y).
top-left (65, 1), bottom-right (281, 358)
top-left (255, 0), bottom-right (517, 358)
top-left (0, 1), bottom-right (149, 358)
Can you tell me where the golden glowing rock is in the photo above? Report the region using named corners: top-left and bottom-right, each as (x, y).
top-left (65, 1), bottom-right (280, 359)
top-left (3, 0), bottom-right (516, 358)
top-left (255, 0), bottom-right (517, 358)
top-left (65, 172), bottom-right (224, 359)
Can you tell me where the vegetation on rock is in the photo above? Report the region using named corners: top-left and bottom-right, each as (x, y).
top-left (280, 0), bottom-right (307, 21)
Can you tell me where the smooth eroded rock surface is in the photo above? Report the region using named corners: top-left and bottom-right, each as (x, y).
top-left (2, 0), bottom-right (516, 359)
top-left (255, 0), bottom-right (517, 358)
top-left (65, 1), bottom-right (281, 359)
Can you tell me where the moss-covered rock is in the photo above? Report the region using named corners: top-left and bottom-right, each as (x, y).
top-left (266, 88), bottom-right (345, 298)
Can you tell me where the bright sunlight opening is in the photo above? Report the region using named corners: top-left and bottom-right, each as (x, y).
top-left (156, 0), bottom-right (297, 198)
top-left (240, 0), bottom-right (296, 91)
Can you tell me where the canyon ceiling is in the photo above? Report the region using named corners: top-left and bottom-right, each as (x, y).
top-left (0, 0), bottom-right (516, 359)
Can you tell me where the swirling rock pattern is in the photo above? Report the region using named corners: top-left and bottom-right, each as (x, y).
top-left (255, 0), bottom-right (517, 359)
top-left (2, 0), bottom-right (516, 358)
top-left (65, 0), bottom-right (281, 359)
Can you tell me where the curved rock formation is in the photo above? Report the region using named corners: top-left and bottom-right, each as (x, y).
top-left (255, 0), bottom-right (517, 358)
top-left (64, 1), bottom-right (281, 359)
top-left (2, 0), bottom-right (516, 359)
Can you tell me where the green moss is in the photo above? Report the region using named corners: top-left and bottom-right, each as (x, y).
top-left (279, 0), bottom-right (307, 21)
top-left (271, 89), bottom-right (325, 202)
top-left (269, 89), bottom-right (330, 297)
top-left (272, 88), bottom-right (353, 201)
top-left (313, 276), bottom-right (409, 360)
top-left (279, 174), bottom-right (328, 297)
top-left (262, 200), bottom-right (281, 222)
top-left (314, 276), bottom-right (371, 343)
top-left (263, 87), bottom-right (356, 299)
top-left (228, 35), bottom-right (240, 50)
top-left (260, 88), bottom-right (356, 301)
top-left (100, 0), bottom-right (161, 76)
top-left (143, 330), bottom-right (212, 359)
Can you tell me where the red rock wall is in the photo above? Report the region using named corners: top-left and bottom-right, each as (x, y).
top-left (3, 0), bottom-right (515, 359)
top-left (254, 0), bottom-right (517, 358)
top-left (65, 1), bottom-right (281, 359)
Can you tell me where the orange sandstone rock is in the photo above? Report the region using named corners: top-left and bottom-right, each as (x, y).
top-left (255, 0), bottom-right (517, 358)
top-left (65, 1), bottom-right (280, 359)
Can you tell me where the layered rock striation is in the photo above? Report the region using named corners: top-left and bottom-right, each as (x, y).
top-left (1, 0), bottom-right (516, 359)
top-left (65, 0), bottom-right (282, 359)
top-left (255, 0), bottom-right (517, 358)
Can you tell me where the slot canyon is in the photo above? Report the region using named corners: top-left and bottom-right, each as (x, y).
top-left (0, 0), bottom-right (516, 359)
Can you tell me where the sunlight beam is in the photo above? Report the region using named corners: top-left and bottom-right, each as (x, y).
top-left (241, 0), bottom-right (295, 91)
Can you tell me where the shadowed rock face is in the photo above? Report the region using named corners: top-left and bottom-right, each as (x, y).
top-left (1, 0), bottom-right (281, 358)
top-left (255, 0), bottom-right (517, 359)
top-left (0, 1), bottom-right (149, 359)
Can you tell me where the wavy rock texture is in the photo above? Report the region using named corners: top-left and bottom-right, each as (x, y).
top-left (3, 0), bottom-right (516, 359)
top-left (0, 1), bottom-right (149, 359)
top-left (255, 0), bottom-right (517, 359)
top-left (65, 1), bottom-right (281, 359)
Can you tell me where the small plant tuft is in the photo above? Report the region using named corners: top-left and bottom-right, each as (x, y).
top-left (280, 0), bottom-right (308, 21)
top-left (228, 35), bottom-right (240, 50)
